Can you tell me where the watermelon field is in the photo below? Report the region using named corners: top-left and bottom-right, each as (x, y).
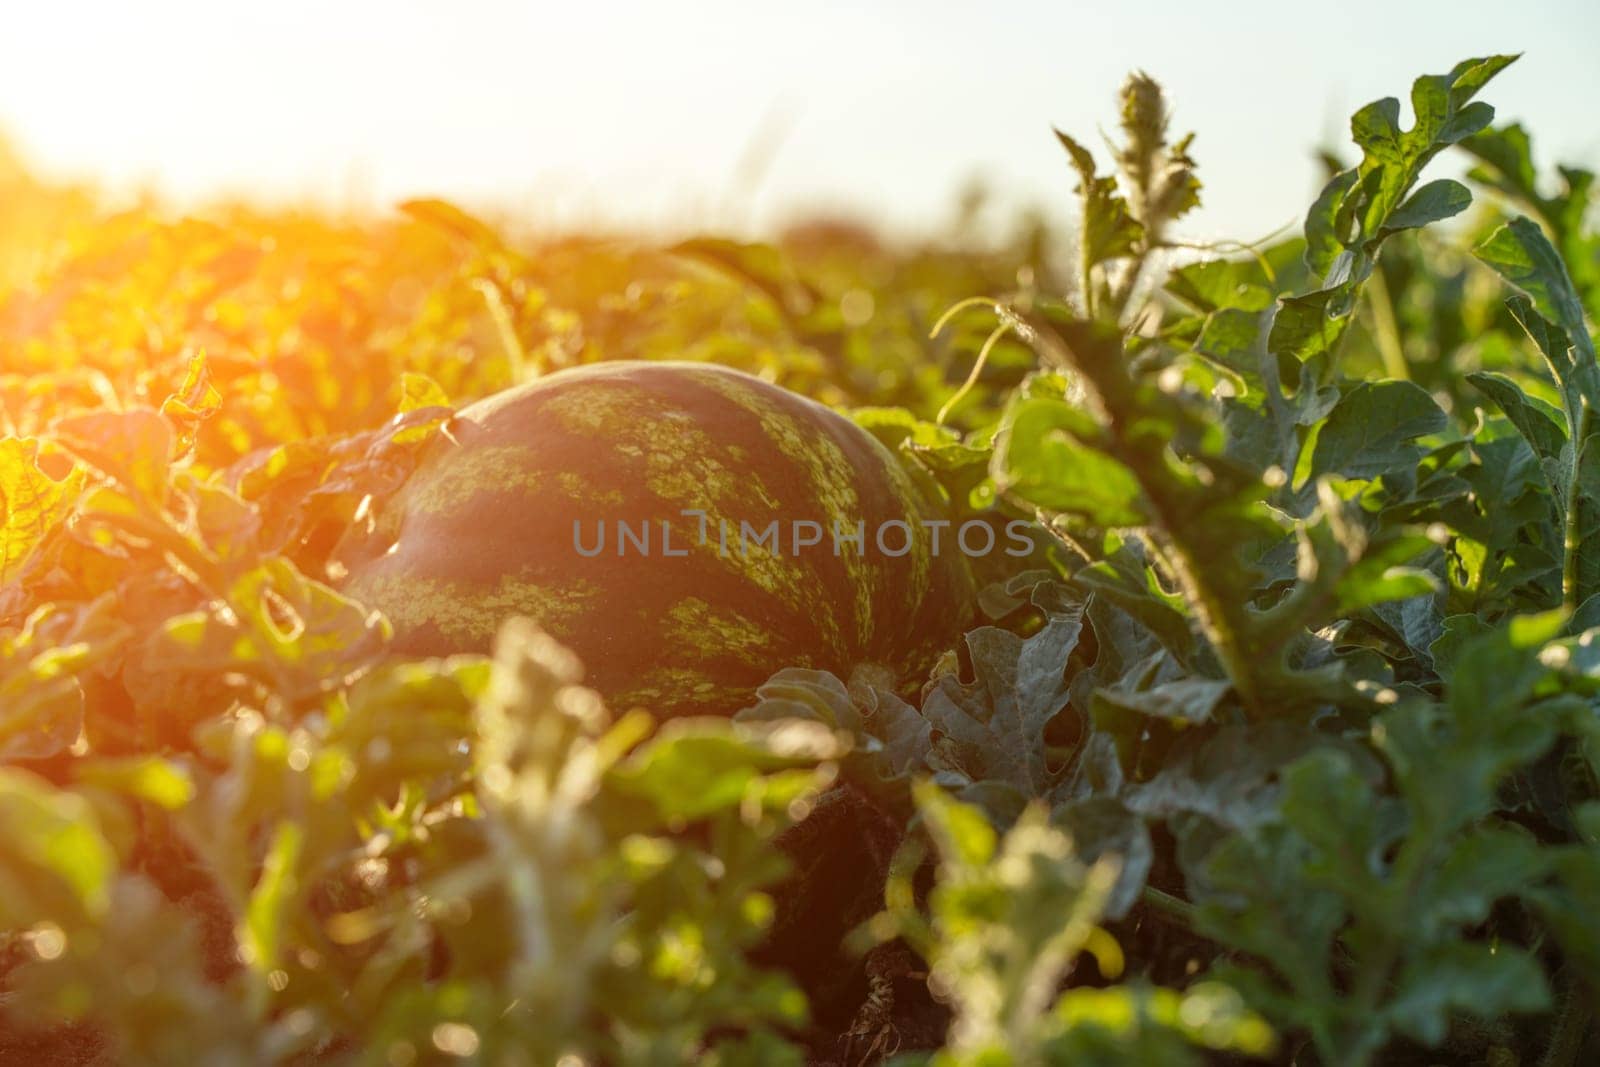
top-left (4, 52), bottom-right (1600, 1065)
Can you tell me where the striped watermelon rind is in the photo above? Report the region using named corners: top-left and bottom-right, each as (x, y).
top-left (338, 361), bottom-right (977, 716)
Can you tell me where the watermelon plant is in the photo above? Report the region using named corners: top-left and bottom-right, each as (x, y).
top-left (0, 50), bottom-right (1597, 1067)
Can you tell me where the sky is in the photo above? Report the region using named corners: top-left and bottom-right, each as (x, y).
top-left (1, 0), bottom-right (1596, 243)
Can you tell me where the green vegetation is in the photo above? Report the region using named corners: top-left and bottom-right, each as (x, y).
top-left (1, 54), bottom-right (1598, 1065)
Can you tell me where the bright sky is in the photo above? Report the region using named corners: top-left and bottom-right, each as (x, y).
top-left (1, 1), bottom-right (1596, 242)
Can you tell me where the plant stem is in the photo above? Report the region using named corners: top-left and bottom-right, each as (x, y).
top-left (1149, 527), bottom-right (1261, 713)
top-left (1139, 885), bottom-right (1196, 928)
top-left (1365, 268), bottom-right (1410, 382)
top-left (1009, 306), bottom-right (1269, 715)
top-left (1541, 969), bottom-right (1593, 1067)
top-left (473, 277), bottom-right (530, 381)
top-left (1564, 404), bottom-right (1593, 612)
top-left (1079, 239), bottom-right (1096, 321)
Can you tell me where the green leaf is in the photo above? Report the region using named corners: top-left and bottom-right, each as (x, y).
top-left (1429, 614), bottom-right (1493, 684)
top-left (922, 584), bottom-right (1086, 794)
top-left (736, 668), bottom-right (864, 734)
top-left (397, 371), bottom-right (450, 413)
top-left (1380, 619), bottom-right (1564, 838)
top-left (1050, 797), bottom-right (1152, 919)
top-left (1309, 380), bottom-right (1448, 482)
top-left (1463, 122), bottom-right (1598, 318)
top-left (1282, 56), bottom-right (1514, 363)
top-left (1048, 982), bottom-right (1277, 1061)
top-left (1093, 674), bottom-right (1230, 728)
top-left (1529, 846), bottom-right (1600, 989)
top-left (1302, 168), bottom-right (1360, 281)
top-left (1415, 824), bottom-right (1548, 938)
top-left (1074, 539), bottom-right (1197, 664)
top-left (1463, 122), bottom-right (1540, 201)
top-left (1381, 178), bottom-right (1472, 235)
top-left (1467, 371), bottom-right (1568, 464)
top-left (400, 197), bottom-right (511, 251)
top-left (608, 718), bottom-right (838, 824)
top-left (669, 237), bottom-right (819, 320)
top-left (914, 779), bottom-right (997, 869)
top-left (892, 787), bottom-right (1121, 1063)
top-left (734, 666), bottom-right (933, 790)
top-left (1506, 294), bottom-right (1589, 400)
top-left (1056, 130), bottom-right (1143, 269)
top-left (50, 408), bottom-right (173, 505)
top-left (1129, 723), bottom-right (1365, 832)
top-left (994, 395), bottom-right (1148, 526)
top-left (1278, 750), bottom-right (1402, 899)
top-left (159, 352), bottom-right (223, 443)
top-left (242, 820), bottom-right (304, 975)
top-left (1447, 608), bottom-right (1566, 716)
top-left (1332, 562), bottom-right (1439, 616)
top-left (0, 598), bottom-right (128, 761)
top-left (0, 769), bottom-right (117, 926)
top-left (1166, 260), bottom-right (1273, 314)
top-left (1189, 825), bottom-right (1345, 1002)
top-left (149, 558), bottom-right (391, 707)
top-left (1476, 217), bottom-right (1593, 354)
top-left (0, 438), bottom-right (84, 584)
top-left (1268, 289), bottom-right (1347, 364)
top-left (1196, 307), bottom-right (1267, 390)
top-left (1387, 942), bottom-right (1549, 1046)
top-left (75, 757), bottom-right (196, 810)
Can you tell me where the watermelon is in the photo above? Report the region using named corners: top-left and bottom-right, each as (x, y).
top-left (338, 361), bottom-right (976, 716)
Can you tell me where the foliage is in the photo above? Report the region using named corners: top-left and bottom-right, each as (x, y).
top-left (1, 52), bottom-right (1599, 1067)
top-left (865, 782), bottom-right (1273, 1067)
top-left (746, 56), bottom-right (1600, 1066)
